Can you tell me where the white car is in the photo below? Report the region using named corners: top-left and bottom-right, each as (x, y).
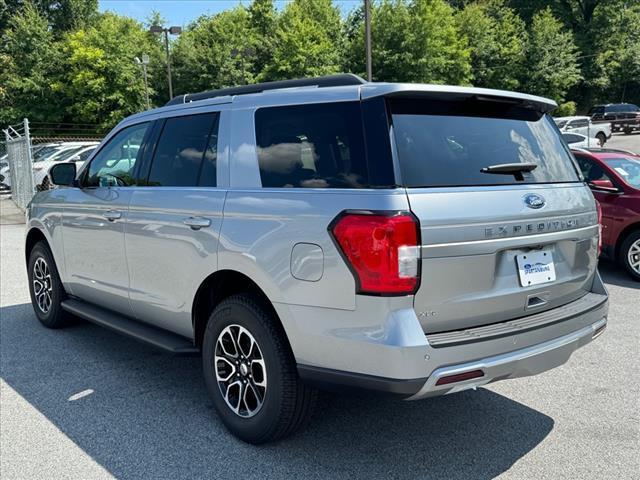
top-left (561, 132), bottom-right (602, 148)
top-left (555, 116), bottom-right (611, 146)
top-left (33, 142), bottom-right (98, 188)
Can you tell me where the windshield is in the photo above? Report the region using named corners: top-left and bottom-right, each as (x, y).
top-left (605, 157), bottom-right (640, 188)
top-left (32, 145), bottom-right (62, 162)
top-left (52, 146), bottom-right (86, 162)
top-left (390, 99), bottom-right (580, 187)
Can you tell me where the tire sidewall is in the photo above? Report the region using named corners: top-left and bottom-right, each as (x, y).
top-left (28, 242), bottom-right (64, 327)
top-left (619, 231), bottom-right (640, 281)
top-left (202, 298), bottom-right (290, 443)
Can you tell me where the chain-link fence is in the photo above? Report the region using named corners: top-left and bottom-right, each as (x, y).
top-left (2, 119), bottom-right (105, 209)
top-left (3, 119), bottom-right (35, 210)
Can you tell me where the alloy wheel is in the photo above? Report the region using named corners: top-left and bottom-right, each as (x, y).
top-left (215, 325), bottom-right (267, 418)
top-left (32, 257), bottom-right (52, 314)
top-left (628, 239), bottom-right (640, 275)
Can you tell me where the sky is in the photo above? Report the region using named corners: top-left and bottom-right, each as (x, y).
top-left (98, 1), bottom-right (361, 27)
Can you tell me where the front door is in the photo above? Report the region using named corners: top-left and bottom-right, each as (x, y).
top-left (62, 121), bottom-right (152, 315)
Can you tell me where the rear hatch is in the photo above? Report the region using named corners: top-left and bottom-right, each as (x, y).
top-left (387, 94), bottom-right (599, 334)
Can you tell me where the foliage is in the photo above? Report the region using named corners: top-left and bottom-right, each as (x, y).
top-left (345, 0), bottom-right (471, 85)
top-left (554, 101), bottom-right (577, 117)
top-left (521, 8), bottom-right (582, 104)
top-left (456, 0), bottom-right (526, 90)
top-left (261, 0), bottom-right (343, 80)
top-left (1, 0), bottom-right (639, 128)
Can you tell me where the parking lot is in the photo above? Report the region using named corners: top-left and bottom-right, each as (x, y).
top-left (0, 195), bottom-right (638, 480)
top-left (607, 132), bottom-right (640, 152)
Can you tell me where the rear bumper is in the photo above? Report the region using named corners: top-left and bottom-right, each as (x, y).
top-left (294, 272), bottom-right (608, 398)
top-left (407, 315), bottom-right (606, 399)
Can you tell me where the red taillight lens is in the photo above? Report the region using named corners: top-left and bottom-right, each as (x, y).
top-left (329, 211), bottom-right (421, 295)
top-left (596, 201), bottom-right (602, 256)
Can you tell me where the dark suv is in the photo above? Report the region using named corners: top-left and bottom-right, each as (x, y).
top-left (588, 103), bottom-right (640, 134)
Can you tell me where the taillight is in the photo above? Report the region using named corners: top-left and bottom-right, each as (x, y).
top-left (596, 201), bottom-right (602, 256)
top-left (329, 211), bottom-right (421, 295)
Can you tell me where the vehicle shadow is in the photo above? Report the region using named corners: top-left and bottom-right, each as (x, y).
top-left (1, 303), bottom-right (554, 480)
top-left (599, 259), bottom-right (639, 289)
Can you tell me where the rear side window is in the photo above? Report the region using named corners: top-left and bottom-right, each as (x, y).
top-left (255, 102), bottom-right (377, 188)
top-left (147, 113), bottom-right (218, 187)
top-left (390, 98), bottom-right (580, 187)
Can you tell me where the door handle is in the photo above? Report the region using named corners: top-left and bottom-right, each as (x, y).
top-left (183, 216), bottom-right (211, 230)
top-left (103, 210), bottom-right (122, 221)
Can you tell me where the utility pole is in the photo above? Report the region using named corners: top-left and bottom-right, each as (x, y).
top-left (135, 55), bottom-right (151, 109)
top-left (364, 0), bottom-right (372, 81)
top-left (150, 25), bottom-right (182, 100)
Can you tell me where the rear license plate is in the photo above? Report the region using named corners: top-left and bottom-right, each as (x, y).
top-left (516, 249), bottom-right (556, 287)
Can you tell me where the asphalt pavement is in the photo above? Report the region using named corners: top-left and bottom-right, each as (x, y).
top-left (607, 131), bottom-right (640, 153)
top-left (1, 203), bottom-right (638, 479)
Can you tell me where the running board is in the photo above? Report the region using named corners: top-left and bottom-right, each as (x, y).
top-left (61, 299), bottom-right (199, 356)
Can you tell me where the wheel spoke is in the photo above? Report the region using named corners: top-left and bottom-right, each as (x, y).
top-left (215, 323), bottom-right (267, 418)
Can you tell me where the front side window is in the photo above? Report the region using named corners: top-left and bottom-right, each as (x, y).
top-left (84, 122), bottom-right (150, 187)
top-left (255, 102), bottom-right (371, 188)
top-left (146, 113), bottom-right (218, 187)
top-left (391, 98), bottom-right (580, 187)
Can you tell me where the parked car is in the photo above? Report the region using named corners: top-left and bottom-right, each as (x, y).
top-left (572, 148), bottom-right (640, 280)
top-left (0, 162), bottom-right (10, 190)
top-left (588, 103), bottom-right (640, 134)
top-left (27, 75), bottom-right (608, 444)
top-left (36, 144), bottom-right (98, 190)
top-left (554, 116), bottom-right (611, 145)
top-left (561, 132), bottom-right (601, 148)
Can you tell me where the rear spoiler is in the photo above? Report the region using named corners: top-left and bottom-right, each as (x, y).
top-left (361, 83), bottom-right (557, 115)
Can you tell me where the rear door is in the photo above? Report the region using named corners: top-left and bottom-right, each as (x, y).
top-left (125, 111), bottom-right (225, 338)
top-left (387, 96), bottom-right (599, 333)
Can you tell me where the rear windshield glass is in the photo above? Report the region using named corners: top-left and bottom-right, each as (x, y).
top-left (390, 98), bottom-right (580, 187)
top-left (588, 106), bottom-right (604, 115)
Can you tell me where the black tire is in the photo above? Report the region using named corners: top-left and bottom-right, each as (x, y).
top-left (618, 230), bottom-right (640, 281)
top-left (596, 132), bottom-right (606, 146)
top-left (27, 241), bottom-right (68, 328)
top-left (623, 128), bottom-right (632, 135)
top-left (202, 294), bottom-right (317, 444)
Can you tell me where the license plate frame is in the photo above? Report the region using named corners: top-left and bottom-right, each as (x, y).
top-left (516, 249), bottom-right (556, 287)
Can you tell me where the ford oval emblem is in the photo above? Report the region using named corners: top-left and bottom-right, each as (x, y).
top-left (524, 193), bottom-right (545, 209)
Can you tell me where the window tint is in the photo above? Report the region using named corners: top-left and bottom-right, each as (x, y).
top-left (255, 102), bottom-right (371, 188)
top-left (391, 98), bottom-right (580, 187)
top-left (198, 115), bottom-right (219, 187)
top-left (147, 113), bottom-right (217, 187)
top-left (85, 122), bottom-right (149, 187)
top-left (574, 119), bottom-right (589, 128)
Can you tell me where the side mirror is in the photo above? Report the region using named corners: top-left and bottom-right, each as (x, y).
top-left (565, 125), bottom-right (573, 130)
top-left (49, 163), bottom-right (76, 187)
top-left (588, 179), bottom-right (620, 194)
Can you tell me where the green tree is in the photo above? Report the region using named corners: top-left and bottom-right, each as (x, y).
top-left (261, 0), bottom-right (342, 80)
top-left (520, 8), bottom-right (581, 103)
top-left (0, 2), bottom-right (61, 125)
top-left (345, 0), bottom-right (471, 85)
top-left (171, 8), bottom-right (256, 95)
top-left (248, 0), bottom-right (277, 76)
top-left (456, 0), bottom-right (526, 90)
top-left (56, 13), bottom-right (160, 128)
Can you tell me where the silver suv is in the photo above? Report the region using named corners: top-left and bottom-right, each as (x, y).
top-left (26, 74), bottom-right (609, 444)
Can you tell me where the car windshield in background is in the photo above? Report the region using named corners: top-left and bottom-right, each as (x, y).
top-left (32, 146), bottom-right (62, 162)
top-left (53, 146), bottom-right (85, 162)
top-left (391, 100), bottom-right (580, 187)
top-left (605, 157), bottom-right (640, 188)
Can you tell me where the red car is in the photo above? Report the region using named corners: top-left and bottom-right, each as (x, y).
top-left (572, 148), bottom-right (640, 280)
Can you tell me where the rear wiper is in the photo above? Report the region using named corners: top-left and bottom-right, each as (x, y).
top-left (480, 162), bottom-right (537, 181)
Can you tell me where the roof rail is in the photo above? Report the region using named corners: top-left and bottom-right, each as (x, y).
top-left (165, 73), bottom-right (367, 106)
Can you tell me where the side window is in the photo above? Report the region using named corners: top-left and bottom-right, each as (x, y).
top-left (255, 102), bottom-right (370, 188)
top-left (563, 133), bottom-right (582, 143)
top-left (77, 148), bottom-right (95, 162)
top-left (574, 119), bottom-right (589, 128)
top-left (147, 113), bottom-right (217, 187)
top-left (84, 122), bottom-right (149, 187)
top-left (198, 114), bottom-right (220, 187)
top-left (576, 157), bottom-right (592, 178)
